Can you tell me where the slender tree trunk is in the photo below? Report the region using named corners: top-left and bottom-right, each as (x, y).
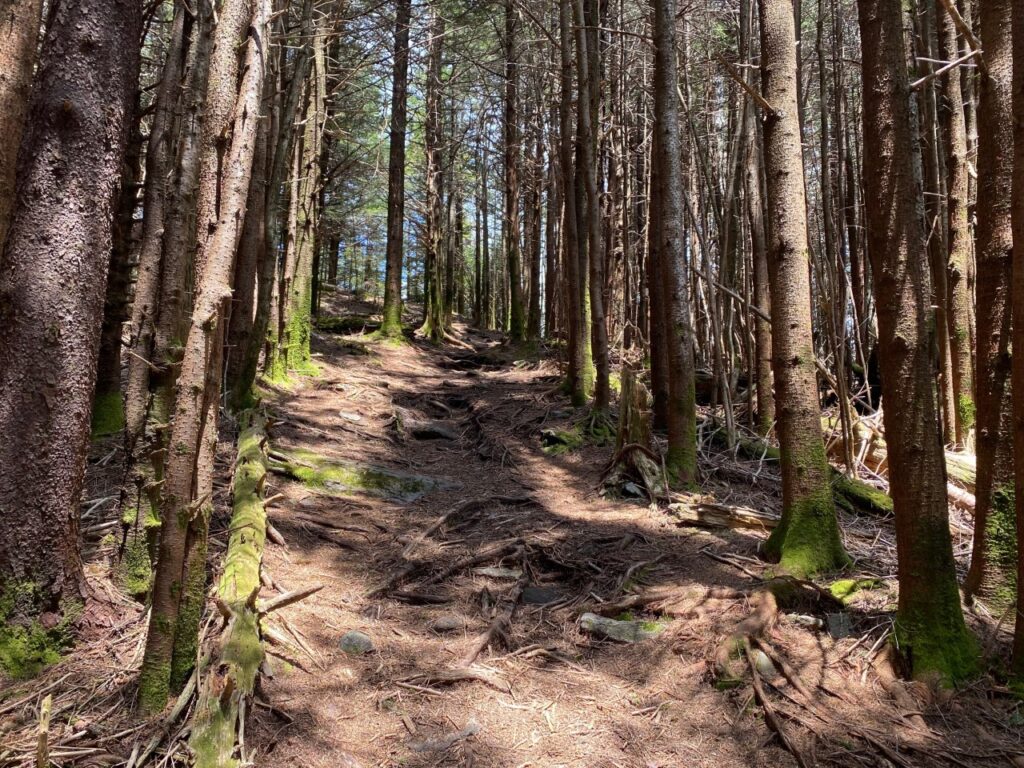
top-left (965, 0), bottom-right (1015, 606)
top-left (140, 0), bottom-right (269, 712)
top-left (381, 0), bottom-right (412, 338)
top-left (93, 125), bottom-right (144, 436)
top-left (226, 107), bottom-right (269, 410)
top-left (0, 0), bottom-right (140, 618)
top-left (0, 0), bottom-right (43, 251)
top-left (123, 3), bottom-right (193, 452)
top-left (505, 0), bottom-right (526, 341)
top-left (653, 0), bottom-right (696, 484)
top-left (741, 0), bottom-right (774, 436)
top-left (574, 0), bottom-right (610, 413)
top-left (857, 0), bottom-right (977, 682)
top-left (558, 0), bottom-right (589, 405)
top-left (758, 0), bottom-right (847, 575)
top-left (420, 9), bottom-right (446, 341)
top-left (937, 2), bottom-right (975, 450)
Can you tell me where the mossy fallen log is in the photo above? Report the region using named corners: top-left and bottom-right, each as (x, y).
top-left (188, 412), bottom-right (268, 768)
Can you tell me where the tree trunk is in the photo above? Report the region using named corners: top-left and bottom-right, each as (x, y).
top-left (653, 0), bottom-right (696, 484)
top-left (857, 0), bottom-right (977, 682)
top-left (93, 124), bottom-right (144, 437)
top-left (1009, 0), bottom-right (1024, 679)
top-left (0, 0), bottom-right (140, 618)
top-left (505, 0), bottom-right (526, 342)
top-left (759, 0), bottom-right (847, 576)
top-left (381, 0), bottom-right (411, 338)
top-left (139, 0), bottom-right (268, 712)
top-left (558, 0), bottom-right (589, 406)
top-left (0, 0), bottom-right (43, 251)
top-left (574, 0), bottom-right (610, 413)
top-left (937, 3), bottom-right (974, 449)
top-left (419, 9), bottom-right (446, 341)
top-left (965, 0), bottom-right (1015, 607)
top-left (123, 2), bottom-right (193, 452)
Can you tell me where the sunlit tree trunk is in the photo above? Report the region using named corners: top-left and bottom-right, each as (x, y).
top-left (381, 0), bottom-right (412, 338)
top-left (140, 0), bottom-right (269, 712)
top-left (0, 0), bottom-right (43, 252)
top-left (759, 0), bottom-right (846, 575)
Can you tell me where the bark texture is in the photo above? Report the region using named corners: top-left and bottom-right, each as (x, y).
top-left (857, 0), bottom-right (977, 683)
top-left (759, 0), bottom-right (847, 576)
top-left (140, 0), bottom-right (267, 712)
top-left (0, 0), bottom-right (140, 615)
top-left (0, 0), bottom-right (43, 251)
top-left (380, 0), bottom-right (412, 338)
top-left (652, 0), bottom-right (696, 484)
top-left (965, 0), bottom-right (1015, 608)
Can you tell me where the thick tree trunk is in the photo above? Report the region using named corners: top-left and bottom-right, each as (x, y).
top-left (140, 0), bottom-right (268, 712)
top-left (1010, 0), bottom-right (1024, 679)
top-left (0, 0), bottom-right (43, 251)
top-left (759, 0), bottom-right (847, 576)
top-left (857, 0), bottom-right (977, 682)
top-left (652, 0), bottom-right (696, 484)
top-left (381, 0), bottom-right (411, 338)
top-left (0, 0), bottom-right (140, 618)
top-left (965, 0), bottom-right (1015, 606)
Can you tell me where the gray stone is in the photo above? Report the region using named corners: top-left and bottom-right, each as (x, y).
top-left (428, 614), bottom-right (465, 633)
top-left (578, 612), bottom-right (665, 643)
top-left (340, 630), bottom-right (375, 655)
top-left (522, 585), bottom-right (564, 605)
top-left (826, 612), bottom-right (852, 640)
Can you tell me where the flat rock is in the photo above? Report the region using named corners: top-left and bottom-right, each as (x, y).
top-left (340, 630), bottom-right (375, 655)
top-left (579, 612), bottom-right (664, 643)
top-left (522, 585), bottom-right (564, 605)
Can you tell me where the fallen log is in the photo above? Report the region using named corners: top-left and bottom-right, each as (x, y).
top-left (667, 501), bottom-right (779, 531)
top-left (188, 411), bottom-right (269, 767)
top-left (188, 414), bottom-right (316, 765)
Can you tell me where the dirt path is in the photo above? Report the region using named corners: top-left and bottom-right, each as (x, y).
top-left (247, 308), bottom-right (787, 768)
top-left (244, 296), bottom-right (1022, 768)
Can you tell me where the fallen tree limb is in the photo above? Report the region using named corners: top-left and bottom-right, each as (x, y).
top-left (188, 411), bottom-right (269, 766)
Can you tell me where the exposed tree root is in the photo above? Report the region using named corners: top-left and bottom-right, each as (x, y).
top-left (713, 590), bottom-right (778, 680)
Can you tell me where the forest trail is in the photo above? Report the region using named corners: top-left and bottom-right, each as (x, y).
top-left (241, 292), bottom-right (989, 768)
top-left (250, 292), bottom-right (777, 767)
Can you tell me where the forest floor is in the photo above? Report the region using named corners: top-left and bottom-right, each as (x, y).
top-left (2, 290), bottom-right (1024, 767)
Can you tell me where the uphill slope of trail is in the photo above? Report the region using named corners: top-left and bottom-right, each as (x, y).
top-left (243, 292), bottom-right (1018, 768)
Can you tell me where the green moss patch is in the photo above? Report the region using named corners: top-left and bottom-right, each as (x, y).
top-left (828, 577), bottom-right (884, 603)
top-left (541, 427), bottom-right (583, 456)
top-left (316, 314), bottom-right (380, 334)
top-left (91, 390), bottom-right (125, 437)
top-left (271, 448), bottom-right (450, 502)
top-left (0, 585), bottom-right (78, 679)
